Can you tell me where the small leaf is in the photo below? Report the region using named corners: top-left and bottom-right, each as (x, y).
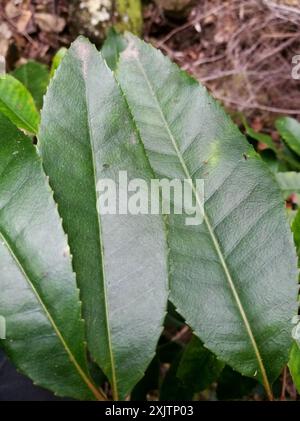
top-left (38, 37), bottom-right (169, 400)
top-left (50, 47), bottom-right (67, 78)
top-left (276, 172), bottom-right (300, 197)
top-left (102, 28), bottom-right (126, 71)
top-left (11, 61), bottom-right (49, 109)
top-left (0, 74), bottom-right (39, 134)
top-left (177, 336), bottom-right (224, 392)
top-left (243, 117), bottom-right (276, 152)
top-left (276, 117), bottom-right (300, 157)
top-left (242, 117), bottom-right (300, 171)
top-left (0, 114), bottom-right (104, 400)
top-left (288, 343), bottom-right (300, 394)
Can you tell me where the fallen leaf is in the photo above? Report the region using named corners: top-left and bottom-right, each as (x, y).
top-left (34, 13), bottom-right (66, 33)
top-left (16, 10), bottom-right (32, 33)
top-left (5, 2), bottom-right (19, 19)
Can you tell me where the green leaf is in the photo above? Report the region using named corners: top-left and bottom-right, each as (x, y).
top-left (177, 336), bottom-right (224, 392)
top-left (102, 28), bottom-right (126, 71)
top-left (38, 37), bottom-right (169, 400)
top-left (278, 147), bottom-right (300, 172)
top-left (292, 208), bottom-right (300, 255)
top-left (276, 172), bottom-right (300, 197)
top-left (50, 47), bottom-right (67, 78)
top-left (242, 117), bottom-right (276, 152)
top-left (242, 117), bottom-right (300, 172)
top-left (0, 74), bottom-right (40, 134)
top-left (116, 34), bottom-right (298, 399)
top-left (276, 117), bottom-right (300, 157)
top-left (288, 343), bottom-right (300, 394)
top-left (11, 61), bottom-right (49, 110)
top-left (0, 114), bottom-right (104, 401)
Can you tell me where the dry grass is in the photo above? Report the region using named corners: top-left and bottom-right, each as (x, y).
top-left (144, 0), bottom-right (300, 122)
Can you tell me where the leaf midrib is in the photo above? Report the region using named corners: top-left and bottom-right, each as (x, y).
top-left (0, 230), bottom-right (104, 401)
top-left (129, 55), bottom-right (273, 400)
top-left (80, 55), bottom-right (118, 400)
